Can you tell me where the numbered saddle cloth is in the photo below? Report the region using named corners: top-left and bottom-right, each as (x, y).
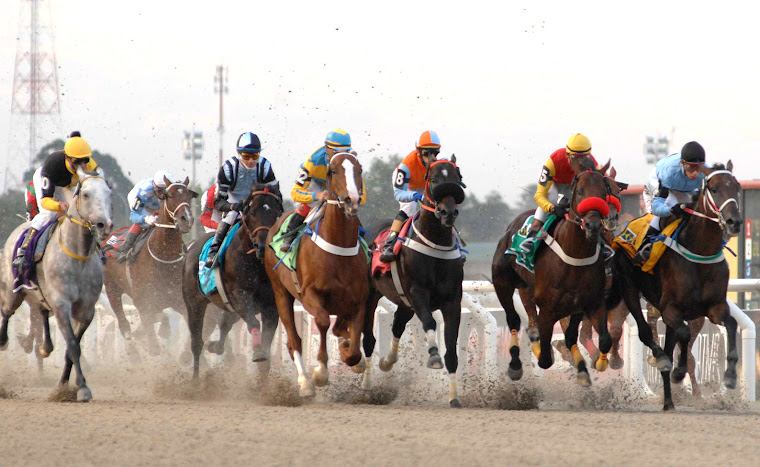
top-left (12, 218), bottom-right (60, 292)
top-left (197, 222), bottom-right (242, 296)
top-left (505, 214), bottom-right (559, 273)
top-left (101, 227), bottom-right (151, 260)
top-left (612, 214), bottom-right (683, 273)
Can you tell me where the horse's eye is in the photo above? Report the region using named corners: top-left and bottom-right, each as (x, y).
top-left (83, 193), bottom-right (89, 199)
top-left (710, 186), bottom-right (718, 193)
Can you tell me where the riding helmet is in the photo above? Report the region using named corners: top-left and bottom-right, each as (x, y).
top-left (153, 169), bottom-right (175, 188)
top-left (416, 131), bottom-right (442, 149)
top-left (64, 131), bottom-right (92, 159)
top-left (680, 141), bottom-right (705, 163)
top-left (566, 133), bottom-right (592, 156)
top-left (237, 132), bottom-right (262, 153)
top-left (325, 129), bottom-right (352, 151)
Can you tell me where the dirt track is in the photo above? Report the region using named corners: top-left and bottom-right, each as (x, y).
top-left (2, 359), bottom-right (760, 466)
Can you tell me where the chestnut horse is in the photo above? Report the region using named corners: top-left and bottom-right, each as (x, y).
top-left (102, 177), bottom-right (196, 355)
top-left (612, 162), bottom-right (742, 410)
top-left (182, 182), bottom-right (284, 378)
top-left (264, 153), bottom-right (369, 397)
top-left (365, 157), bottom-right (466, 407)
top-left (492, 159), bottom-right (663, 387)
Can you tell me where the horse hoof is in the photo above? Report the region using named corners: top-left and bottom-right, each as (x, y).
top-left (647, 355), bottom-right (658, 367)
top-left (299, 382), bottom-right (316, 398)
top-left (350, 358), bottom-right (366, 374)
top-left (609, 357), bottom-right (624, 370)
top-left (576, 372), bottom-right (592, 387)
top-left (37, 344), bottom-right (51, 358)
top-left (251, 346), bottom-right (269, 362)
top-left (0, 341), bottom-right (7, 351)
top-left (663, 400), bottom-right (675, 411)
top-left (427, 354), bottom-right (444, 370)
top-left (507, 364), bottom-right (523, 381)
top-left (450, 398), bottom-right (462, 408)
top-left (17, 335), bottom-right (33, 354)
top-left (360, 376), bottom-right (371, 390)
top-left (312, 368), bottom-right (329, 387)
top-left (671, 367), bottom-right (687, 383)
top-left (530, 341), bottom-right (541, 358)
top-left (538, 354), bottom-right (553, 370)
top-left (207, 341), bottom-right (224, 355)
top-left (656, 356), bottom-right (673, 372)
top-left (595, 358), bottom-right (608, 372)
top-left (724, 370), bottom-right (737, 390)
top-left (77, 387), bottom-right (93, 402)
top-left (379, 357), bottom-right (395, 372)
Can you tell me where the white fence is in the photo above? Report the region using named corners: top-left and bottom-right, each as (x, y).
top-left (2, 281), bottom-right (756, 402)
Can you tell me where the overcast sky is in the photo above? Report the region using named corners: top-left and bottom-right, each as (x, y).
top-left (1, 0), bottom-right (758, 202)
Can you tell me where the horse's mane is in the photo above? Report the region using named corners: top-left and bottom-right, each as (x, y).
top-left (711, 163), bottom-right (726, 170)
top-left (578, 157), bottom-right (596, 171)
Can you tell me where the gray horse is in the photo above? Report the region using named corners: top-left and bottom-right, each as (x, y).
top-left (0, 170), bottom-right (112, 401)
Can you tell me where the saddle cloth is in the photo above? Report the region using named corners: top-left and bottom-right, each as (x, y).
top-left (101, 227), bottom-right (151, 260)
top-left (12, 218), bottom-right (61, 292)
top-left (370, 217), bottom-right (413, 277)
top-left (612, 214), bottom-right (682, 274)
top-left (505, 214), bottom-right (559, 273)
top-left (198, 222), bottom-right (242, 296)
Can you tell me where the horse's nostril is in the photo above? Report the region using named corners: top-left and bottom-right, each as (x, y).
top-left (97, 223), bottom-right (104, 229)
top-left (454, 210), bottom-right (459, 217)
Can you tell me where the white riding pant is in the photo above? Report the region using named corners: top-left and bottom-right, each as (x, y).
top-left (30, 167), bottom-right (74, 230)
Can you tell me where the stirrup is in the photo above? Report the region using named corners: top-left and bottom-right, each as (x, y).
top-left (11, 254), bottom-right (26, 271)
top-left (519, 237), bottom-right (536, 253)
top-left (379, 247), bottom-right (396, 263)
top-left (633, 243), bottom-right (652, 265)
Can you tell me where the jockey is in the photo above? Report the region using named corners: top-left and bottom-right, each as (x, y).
top-left (279, 129), bottom-right (366, 252)
top-left (633, 141), bottom-right (706, 264)
top-left (115, 169), bottom-right (175, 263)
top-left (378, 130), bottom-right (442, 262)
top-left (519, 133), bottom-right (600, 253)
top-left (13, 131), bottom-right (101, 271)
top-left (200, 184), bottom-right (220, 233)
top-left (205, 131), bottom-right (277, 268)
top-left (25, 181), bottom-right (38, 221)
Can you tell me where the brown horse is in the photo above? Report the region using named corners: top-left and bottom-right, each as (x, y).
top-left (364, 157), bottom-right (466, 407)
top-left (613, 162), bottom-right (742, 410)
top-left (183, 182), bottom-right (284, 378)
top-left (264, 153), bottom-right (369, 397)
top-left (102, 177), bottom-right (196, 354)
top-left (492, 159), bottom-right (633, 386)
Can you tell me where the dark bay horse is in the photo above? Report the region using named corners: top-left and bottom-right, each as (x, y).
top-left (183, 182), bottom-right (284, 378)
top-left (612, 162), bottom-right (742, 410)
top-left (366, 157), bottom-right (466, 407)
top-left (264, 153), bottom-right (369, 397)
top-left (492, 159), bottom-right (655, 387)
top-left (102, 177), bottom-right (196, 355)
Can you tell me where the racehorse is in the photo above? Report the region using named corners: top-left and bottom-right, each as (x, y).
top-left (16, 301), bottom-right (47, 373)
top-left (365, 157), bottom-right (466, 407)
top-left (0, 170), bottom-right (112, 401)
top-left (612, 161), bottom-right (742, 410)
top-left (102, 177), bottom-right (196, 355)
top-left (264, 153), bottom-right (369, 397)
top-left (183, 182), bottom-right (284, 378)
top-left (492, 159), bottom-right (658, 387)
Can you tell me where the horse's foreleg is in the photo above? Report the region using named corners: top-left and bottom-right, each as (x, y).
top-left (0, 292), bottom-right (24, 349)
top-left (441, 302), bottom-right (462, 408)
top-left (518, 290), bottom-right (541, 358)
top-left (607, 304), bottom-right (628, 370)
top-left (536, 311), bottom-right (556, 370)
top-left (54, 302), bottom-right (91, 402)
top-left (105, 285), bottom-right (132, 340)
top-left (186, 302), bottom-right (206, 379)
top-left (711, 303), bottom-right (739, 390)
top-left (71, 313), bottom-right (94, 401)
top-left (497, 286), bottom-right (523, 381)
top-left (275, 289), bottom-right (313, 397)
top-left (564, 313), bottom-right (591, 386)
top-left (687, 317), bottom-right (704, 397)
top-left (661, 324), bottom-right (677, 411)
top-left (661, 307), bottom-right (690, 384)
top-left (624, 287), bottom-right (670, 371)
top-left (38, 309), bottom-right (53, 358)
top-left (552, 317), bottom-right (575, 364)
top-left (240, 309), bottom-right (265, 362)
top-left (207, 310), bottom-right (239, 356)
top-left (358, 292), bottom-right (379, 389)
top-left (581, 317), bottom-right (601, 365)
top-left (409, 289), bottom-right (443, 370)
top-left (594, 306), bottom-right (612, 372)
top-left (307, 306), bottom-right (332, 388)
top-left (257, 306), bottom-right (279, 368)
top-left (379, 304), bottom-right (414, 372)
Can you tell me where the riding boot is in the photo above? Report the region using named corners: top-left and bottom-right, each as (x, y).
top-left (205, 221), bottom-right (232, 268)
top-left (379, 218), bottom-right (406, 263)
top-left (279, 213), bottom-right (307, 252)
top-left (12, 228), bottom-right (37, 271)
top-left (633, 226), bottom-right (660, 266)
top-left (116, 231), bottom-right (138, 264)
top-left (519, 218), bottom-right (544, 253)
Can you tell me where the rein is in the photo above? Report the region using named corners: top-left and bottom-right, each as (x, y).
top-left (682, 170), bottom-right (738, 230)
top-left (59, 174), bottom-right (106, 261)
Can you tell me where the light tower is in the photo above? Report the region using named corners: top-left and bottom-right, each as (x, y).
top-left (214, 65), bottom-right (229, 168)
top-left (4, 0), bottom-right (62, 192)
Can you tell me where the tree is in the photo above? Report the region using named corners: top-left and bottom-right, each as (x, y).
top-left (456, 191), bottom-right (515, 242)
top-left (359, 154), bottom-right (402, 227)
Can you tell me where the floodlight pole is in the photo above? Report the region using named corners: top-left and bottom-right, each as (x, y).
top-left (214, 65), bottom-right (228, 168)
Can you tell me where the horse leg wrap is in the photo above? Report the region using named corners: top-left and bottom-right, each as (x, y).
top-left (595, 352), bottom-right (608, 372)
top-left (571, 344), bottom-right (584, 368)
top-left (509, 329), bottom-right (519, 348)
top-left (361, 357), bottom-right (373, 390)
top-left (250, 328), bottom-right (261, 348)
top-left (391, 336), bottom-right (400, 354)
top-left (449, 373), bottom-right (460, 407)
top-left (426, 330), bottom-right (437, 352)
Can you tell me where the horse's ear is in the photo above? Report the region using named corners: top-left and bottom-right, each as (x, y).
top-left (727, 160), bottom-right (733, 172)
top-left (190, 190), bottom-right (199, 199)
top-left (609, 166), bottom-right (617, 179)
top-left (450, 153), bottom-right (456, 164)
top-left (600, 159), bottom-right (611, 175)
top-left (183, 176), bottom-right (190, 186)
top-left (164, 176), bottom-right (171, 187)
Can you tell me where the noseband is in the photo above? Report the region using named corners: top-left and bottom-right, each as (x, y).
top-left (154, 182), bottom-right (192, 229)
top-left (567, 170), bottom-right (611, 231)
top-left (682, 170), bottom-right (739, 230)
top-left (240, 189), bottom-right (283, 254)
top-left (422, 159), bottom-right (462, 214)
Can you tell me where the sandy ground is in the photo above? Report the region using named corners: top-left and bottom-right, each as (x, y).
top-left (2, 350), bottom-right (760, 467)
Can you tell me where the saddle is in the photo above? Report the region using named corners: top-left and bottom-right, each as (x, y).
top-left (101, 227), bottom-right (151, 261)
top-left (370, 217), bottom-right (413, 277)
top-left (505, 214), bottom-right (560, 273)
top-left (12, 218), bottom-right (60, 293)
top-left (612, 214), bottom-right (683, 274)
top-left (197, 222), bottom-right (242, 296)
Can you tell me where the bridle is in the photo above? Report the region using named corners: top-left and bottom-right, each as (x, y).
top-left (683, 170), bottom-right (739, 230)
top-left (239, 188), bottom-right (283, 254)
top-left (153, 182), bottom-right (192, 229)
top-left (421, 159), bottom-right (463, 214)
top-left (325, 152), bottom-right (361, 212)
top-left (60, 174), bottom-right (109, 261)
top-left (566, 170), bottom-right (612, 231)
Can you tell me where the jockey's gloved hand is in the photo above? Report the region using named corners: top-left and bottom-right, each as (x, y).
top-left (228, 203), bottom-right (238, 212)
top-left (670, 204), bottom-right (690, 218)
top-left (144, 215), bottom-right (157, 226)
top-left (412, 192), bottom-right (423, 202)
top-left (553, 199), bottom-right (570, 218)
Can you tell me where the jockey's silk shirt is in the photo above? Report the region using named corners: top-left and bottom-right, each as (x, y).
top-left (290, 147), bottom-right (366, 206)
top-left (651, 153), bottom-right (704, 218)
top-left (534, 148), bottom-right (599, 213)
top-left (39, 150), bottom-right (100, 212)
top-left (127, 177), bottom-right (163, 225)
top-left (392, 150), bottom-right (428, 202)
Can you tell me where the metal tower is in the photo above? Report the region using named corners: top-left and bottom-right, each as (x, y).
top-left (4, 0), bottom-right (61, 191)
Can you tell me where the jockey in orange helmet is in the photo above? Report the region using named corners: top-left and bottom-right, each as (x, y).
top-left (378, 130), bottom-right (442, 262)
top-left (519, 133), bottom-right (600, 253)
